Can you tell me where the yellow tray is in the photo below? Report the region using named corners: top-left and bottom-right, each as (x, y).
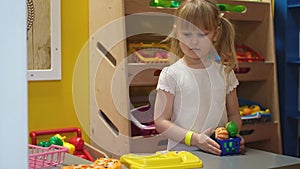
top-left (120, 151), bottom-right (203, 169)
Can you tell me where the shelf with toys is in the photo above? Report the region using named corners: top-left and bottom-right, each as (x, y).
top-left (89, 0), bottom-right (281, 157)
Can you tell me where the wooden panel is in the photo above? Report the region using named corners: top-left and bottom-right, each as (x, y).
top-left (241, 122), bottom-right (281, 153)
top-left (236, 62), bottom-right (273, 81)
top-left (240, 122), bottom-right (275, 142)
top-left (89, 0), bottom-right (131, 155)
top-left (128, 63), bottom-right (167, 86)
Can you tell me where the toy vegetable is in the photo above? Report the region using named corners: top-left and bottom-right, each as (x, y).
top-left (49, 136), bottom-right (63, 146)
top-left (225, 121), bottom-right (238, 137)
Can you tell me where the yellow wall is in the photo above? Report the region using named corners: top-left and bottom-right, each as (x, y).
top-left (28, 0), bottom-right (89, 141)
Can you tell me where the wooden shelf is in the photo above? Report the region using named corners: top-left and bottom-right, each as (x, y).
top-left (240, 122), bottom-right (276, 143)
top-left (125, 0), bottom-right (269, 21)
top-left (128, 63), bottom-right (168, 86)
top-left (236, 62), bottom-right (274, 81)
top-left (90, 0), bottom-right (281, 155)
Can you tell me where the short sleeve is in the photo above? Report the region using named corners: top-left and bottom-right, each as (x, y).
top-left (156, 67), bottom-right (177, 95)
top-left (226, 70), bottom-right (239, 94)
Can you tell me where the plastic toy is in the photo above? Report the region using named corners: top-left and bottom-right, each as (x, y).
top-left (120, 151), bottom-right (203, 169)
top-left (217, 4), bottom-right (246, 13)
top-left (214, 121), bottom-right (241, 156)
top-left (54, 134), bottom-right (75, 154)
top-left (128, 43), bottom-right (170, 64)
top-left (30, 127), bottom-right (94, 161)
top-left (215, 127), bottom-right (229, 140)
top-left (68, 137), bottom-right (94, 161)
top-left (226, 121), bottom-right (239, 137)
top-left (29, 144), bottom-right (68, 169)
top-left (61, 158), bottom-right (121, 169)
top-left (149, 0), bottom-right (181, 8)
top-left (37, 140), bottom-right (51, 147)
top-left (216, 137), bottom-right (241, 156)
top-left (49, 135), bottom-right (63, 146)
top-left (235, 45), bottom-right (264, 62)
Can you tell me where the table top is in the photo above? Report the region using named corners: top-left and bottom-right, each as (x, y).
top-left (56, 148), bottom-right (300, 169)
top-left (192, 148), bottom-right (300, 169)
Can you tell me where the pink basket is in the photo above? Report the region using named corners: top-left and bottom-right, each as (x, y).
top-left (28, 144), bottom-right (68, 169)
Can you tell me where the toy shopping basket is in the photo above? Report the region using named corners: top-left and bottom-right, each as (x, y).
top-left (28, 144), bottom-right (68, 169)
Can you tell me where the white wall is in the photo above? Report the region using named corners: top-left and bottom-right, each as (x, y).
top-left (0, 0), bottom-right (28, 168)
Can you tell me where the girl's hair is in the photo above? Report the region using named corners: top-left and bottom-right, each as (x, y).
top-left (169, 0), bottom-right (238, 73)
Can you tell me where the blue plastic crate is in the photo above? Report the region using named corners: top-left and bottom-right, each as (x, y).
top-left (216, 137), bottom-right (241, 156)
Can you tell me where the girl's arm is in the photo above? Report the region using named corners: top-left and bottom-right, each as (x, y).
top-left (154, 90), bottom-right (187, 143)
top-left (226, 88), bottom-right (242, 130)
top-left (226, 88), bottom-right (245, 151)
top-left (154, 90), bottom-right (221, 155)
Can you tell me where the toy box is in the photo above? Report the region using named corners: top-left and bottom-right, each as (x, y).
top-left (215, 137), bottom-right (241, 156)
top-left (128, 43), bottom-right (170, 64)
top-left (120, 151), bottom-right (203, 169)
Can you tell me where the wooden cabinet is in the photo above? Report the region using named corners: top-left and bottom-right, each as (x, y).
top-left (89, 0), bottom-right (281, 156)
top-left (275, 0), bottom-right (300, 157)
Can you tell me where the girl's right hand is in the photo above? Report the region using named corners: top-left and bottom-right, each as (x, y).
top-left (192, 128), bottom-right (221, 155)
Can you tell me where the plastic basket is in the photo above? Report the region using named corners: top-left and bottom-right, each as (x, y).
top-left (128, 43), bottom-right (170, 64)
top-left (130, 104), bottom-right (159, 136)
top-left (215, 137), bottom-right (241, 156)
top-left (28, 144), bottom-right (68, 169)
top-left (235, 45), bottom-right (264, 62)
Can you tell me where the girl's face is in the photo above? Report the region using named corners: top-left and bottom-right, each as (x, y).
top-left (177, 27), bottom-right (219, 60)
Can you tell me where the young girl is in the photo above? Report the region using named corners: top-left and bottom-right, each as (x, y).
top-left (154, 0), bottom-right (245, 155)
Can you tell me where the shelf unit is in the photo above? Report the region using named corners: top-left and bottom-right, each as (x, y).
top-left (89, 0), bottom-right (282, 156)
top-left (274, 0), bottom-right (300, 157)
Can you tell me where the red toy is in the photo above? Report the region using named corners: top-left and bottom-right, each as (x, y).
top-left (68, 137), bottom-right (93, 161)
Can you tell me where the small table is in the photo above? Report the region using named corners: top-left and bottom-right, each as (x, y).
top-left (192, 148), bottom-right (300, 169)
top-left (56, 148), bottom-right (300, 169)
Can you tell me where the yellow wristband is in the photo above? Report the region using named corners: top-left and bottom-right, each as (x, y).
top-left (185, 131), bottom-right (194, 146)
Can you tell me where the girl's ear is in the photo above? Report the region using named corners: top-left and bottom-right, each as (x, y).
top-left (213, 26), bottom-right (221, 42)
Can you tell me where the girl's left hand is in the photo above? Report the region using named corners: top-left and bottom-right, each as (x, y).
top-left (238, 134), bottom-right (246, 153)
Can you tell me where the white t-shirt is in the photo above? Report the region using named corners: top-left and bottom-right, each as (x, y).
top-left (156, 59), bottom-right (239, 151)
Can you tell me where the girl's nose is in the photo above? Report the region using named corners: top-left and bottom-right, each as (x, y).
top-left (189, 36), bottom-right (199, 46)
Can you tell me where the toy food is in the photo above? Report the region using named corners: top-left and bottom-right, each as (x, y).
top-left (54, 134), bottom-right (75, 154)
top-left (225, 121), bottom-right (238, 137)
top-left (61, 158), bottom-right (121, 169)
top-left (242, 107), bottom-right (252, 116)
top-left (37, 140), bottom-right (50, 147)
top-left (215, 127), bottom-right (229, 140)
top-left (214, 121), bottom-right (241, 156)
top-left (49, 136), bottom-right (63, 146)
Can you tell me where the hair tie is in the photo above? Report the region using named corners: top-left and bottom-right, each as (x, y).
top-left (219, 12), bottom-right (224, 19)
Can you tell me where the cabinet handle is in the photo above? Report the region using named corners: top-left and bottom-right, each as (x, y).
top-left (239, 129), bottom-right (254, 136)
top-left (234, 67), bottom-right (250, 74)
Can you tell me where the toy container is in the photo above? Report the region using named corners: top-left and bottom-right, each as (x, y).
top-left (28, 144), bottom-right (68, 169)
top-left (128, 43), bottom-right (170, 64)
top-left (215, 137), bottom-right (241, 156)
top-left (130, 104), bottom-right (159, 136)
top-left (120, 151), bottom-right (203, 169)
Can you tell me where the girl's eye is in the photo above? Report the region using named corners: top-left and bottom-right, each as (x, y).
top-left (182, 32), bottom-right (192, 37)
top-left (197, 32), bottom-right (208, 37)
